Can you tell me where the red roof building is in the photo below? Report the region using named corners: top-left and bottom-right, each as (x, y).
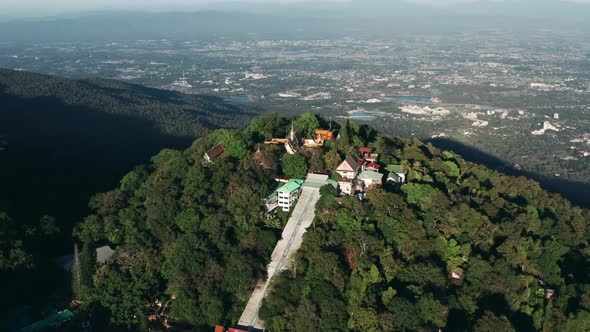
top-left (315, 129), bottom-right (335, 140)
top-left (203, 144), bottom-right (225, 163)
top-left (365, 163), bottom-right (381, 171)
top-left (228, 328), bottom-right (249, 332)
top-left (359, 147), bottom-right (379, 163)
top-left (359, 147), bottom-right (374, 154)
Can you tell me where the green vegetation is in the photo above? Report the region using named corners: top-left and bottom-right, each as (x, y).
top-left (0, 69), bottom-right (253, 137)
top-left (0, 212), bottom-right (32, 271)
top-left (281, 153), bottom-right (308, 179)
top-left (293, 112), bottom-right (320, 137)
top-left (71, 114), bottom-right (297, 329)
top-left (3, 68), bottom-right (588, 331)
top-left (69, 113), bottom-right (590, 331)
top-left (262, 124), bottom-right (590, 331)
top-left (0, 70), bottom-right (254, 243)
top-left (0, 69), bottom-right (256, 327)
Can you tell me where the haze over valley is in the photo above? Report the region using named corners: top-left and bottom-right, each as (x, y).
top-left (2, 5), bottom-right (589, 205)
top-left (1, 1), bottom-right (590, 331)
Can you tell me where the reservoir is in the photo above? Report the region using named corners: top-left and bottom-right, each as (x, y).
top-left (387, 96), bottom-right (431, 103)
top-left (348, 111), bottom-right (376, 120)
top-left (223, 95), bottom-right (254, 103)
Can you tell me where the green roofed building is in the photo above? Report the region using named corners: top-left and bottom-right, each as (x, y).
top-left (386, 164), bottom-right (407, 183)
top-left (304, 173), bottom-right (330, 189)
top-left (277, 179), bottom-right (304, 211)
top-left (20, 310), bottom-right (75, 332)
top-left (358, 170), bottom-right (384, 190)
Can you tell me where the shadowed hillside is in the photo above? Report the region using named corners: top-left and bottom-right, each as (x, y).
top-left (0, 70), bottom-right (258, 326)
top-left (0, 69), bottom-right (255, 255)
top-left (427, 137), bottom-right (590, 209)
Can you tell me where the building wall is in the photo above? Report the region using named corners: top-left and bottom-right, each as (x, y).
top-left (337, 170), bottom-right (357, 179)
top-left (339, 181), bottom-right (354, 195)
top-left (278, 191), bottom-right (297, 211)
top-left (400, 173), bottom-right (406, 183)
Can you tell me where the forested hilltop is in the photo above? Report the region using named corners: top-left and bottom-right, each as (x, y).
top-left (72, 113), bottom-right (590, 331)
top-left (0, 69), bottom-right (254, 321)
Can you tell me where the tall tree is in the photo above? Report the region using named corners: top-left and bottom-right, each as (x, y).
top-left (294, 112), bottom-right (320, 138)
top-left (281, 153), bottom-right (307, 179)
top-left (324, 149), bottom-right (342, 171)
top-left (337, 119), bottom-right (351, 152)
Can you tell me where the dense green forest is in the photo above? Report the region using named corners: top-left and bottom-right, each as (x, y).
top-left (260, 133), bottom-right (590, 331)
top-left (0, 69), bottom-right (254, 324)
top-left (71, 113), bottom-right (590, 331)
top-left (0, 68), bottom-right (253, 240)
top-left (72, 113), bottom-right (291, 330)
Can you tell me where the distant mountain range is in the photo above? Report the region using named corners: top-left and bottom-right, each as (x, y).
top-left (0, 1), bottom-right (588, 43)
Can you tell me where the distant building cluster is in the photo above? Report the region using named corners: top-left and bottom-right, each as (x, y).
top-left (532, 121), bottom-right (560, 136)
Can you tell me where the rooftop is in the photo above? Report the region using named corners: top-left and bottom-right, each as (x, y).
top-left (358, 170), bottom-right (384, 181)
top-left (277, 179), bottom-right (304, 193)
top-left (388, 172), bottom-right (403, 182)
top-left (337, 156), bottom-right (360, 172)
top-left (206, 144), bottom-right (225, 159)
top-left (366, 162), bottom-right (380, 170)
top-left (304, 173), bottom-right (330, 188)
top-left (386, 164), bottom-right (405, 174)
top-left (96, 245), bottom-right (115, 264)
top-left (359, 147), bottom-right (374, 153)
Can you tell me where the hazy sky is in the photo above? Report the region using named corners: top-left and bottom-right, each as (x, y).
top-left (1, 0), bottom-right (589, 17)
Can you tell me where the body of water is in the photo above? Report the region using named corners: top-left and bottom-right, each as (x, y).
top-left (348, 111), bottom-right (376, 120)
top-left (223, 95), bottom-right (254, 103)
top-left (387, 96), bottom-right (431, 103)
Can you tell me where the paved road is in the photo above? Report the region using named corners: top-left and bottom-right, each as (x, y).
top-left (237, 187), bottom-right (320, 330)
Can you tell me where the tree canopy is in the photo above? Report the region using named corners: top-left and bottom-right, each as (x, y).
top-left (69, 114), bottom-right (590, 331)
top-left (293, 112), bottom-right (320, 138)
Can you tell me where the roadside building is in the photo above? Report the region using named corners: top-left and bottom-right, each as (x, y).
top-left (449, 267), bottom-right (465, 286)
top-left (304, 129), bottom-right (335, 147)
top-left (20, 310), bottom-right (75, 332)
top-left (203, 144), bottom-right (224, 163)
top-left (263, 190), bottom-right (279, 214)
top-left (359, 147), bottom-right (373, 157)
top-left (276, 179), bottom-right (304, 211)
top-left (305, 172), bottom-right (339, 190)
top-left (305, 173), bottom-right (329, 188)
